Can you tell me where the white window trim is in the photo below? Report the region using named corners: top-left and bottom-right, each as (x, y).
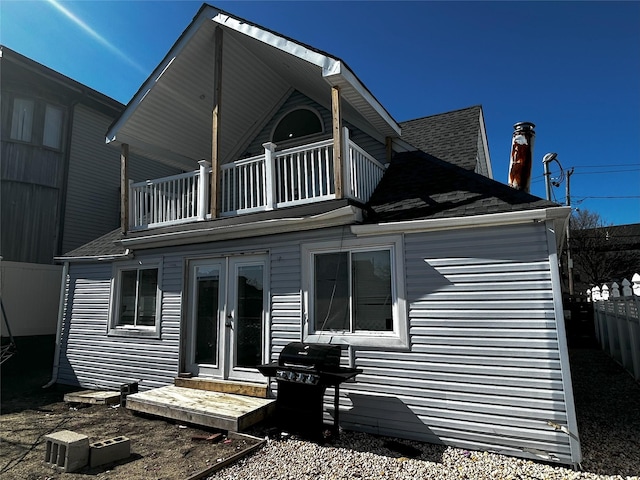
top-left (108, 259), bottom-right (162, 338)
top-left (301, 235), bottom-right (408, 349)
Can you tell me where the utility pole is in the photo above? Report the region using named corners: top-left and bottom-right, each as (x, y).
top-left (566, 167), bottom-right (575, 296)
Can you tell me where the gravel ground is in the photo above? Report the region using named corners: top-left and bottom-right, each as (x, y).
top-left (210, 348), bottom-right (640, 480)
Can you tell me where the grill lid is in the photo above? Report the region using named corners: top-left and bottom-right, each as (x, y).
top-left (278, 342), bottom-right (341, 370)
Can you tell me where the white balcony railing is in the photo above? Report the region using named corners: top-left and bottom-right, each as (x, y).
top-left (129, 129), bottom-right (385, 230)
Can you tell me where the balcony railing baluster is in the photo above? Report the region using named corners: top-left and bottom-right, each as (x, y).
top-left (129, 138), bottom-right (384, 229)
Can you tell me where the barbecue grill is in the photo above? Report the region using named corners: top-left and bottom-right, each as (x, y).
top-left (257, 342), bottom-right (361, 438)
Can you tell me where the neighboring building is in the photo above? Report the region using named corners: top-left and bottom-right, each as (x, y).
top-left (52, 4), bottom-right (579, 466)
top-left (0, 46), bottom-right (180, 342)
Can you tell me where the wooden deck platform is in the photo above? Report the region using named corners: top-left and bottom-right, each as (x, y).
top-left (125, 385), bottom-right (275, 432)
top-left (64, 390), bottom-right (121, 405)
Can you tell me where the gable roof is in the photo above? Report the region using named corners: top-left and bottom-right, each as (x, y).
top-left (365, 150), bottom-right (556, 223)
top-left (105, 3), bottom-right (400, 171)
top-left (399, 105), bottom-right (491, 176)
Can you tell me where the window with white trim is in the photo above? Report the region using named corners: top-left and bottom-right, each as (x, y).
top-left (302, 236), bottom-right (408, 348)
top-left (110, 261), bottom-right (161, 337)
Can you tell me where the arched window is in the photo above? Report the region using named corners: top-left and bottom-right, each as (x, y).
top-left (272, 108), bottom-right (323, 143)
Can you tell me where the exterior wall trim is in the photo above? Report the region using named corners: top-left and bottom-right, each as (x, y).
top-left (119, 205), bottom-right (363, 250)
top-left (353, 207), bottom-right (571, 239)
top-left (545, 219), bottom-right (582, 465)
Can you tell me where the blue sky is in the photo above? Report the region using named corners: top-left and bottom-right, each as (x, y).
top-left (2, 1), bottom-right (639, 226)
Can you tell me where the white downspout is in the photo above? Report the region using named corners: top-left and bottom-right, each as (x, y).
top-left (43, 261), bottom-right (69, 389)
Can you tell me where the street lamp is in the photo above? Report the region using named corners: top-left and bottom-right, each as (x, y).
top-left (542, 152), bottom-right (558, 201)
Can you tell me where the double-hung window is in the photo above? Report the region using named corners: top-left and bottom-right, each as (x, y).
top-left (110, 261), bottom-right (161, 337)
top-left (302, 236), bottom-right (408, 348)
top-left (43, 104), bottom-right (64, 149)
top-left (10, 98), bottom-right (34, 142)
top-left (9, 97), bottom-right (65, 149)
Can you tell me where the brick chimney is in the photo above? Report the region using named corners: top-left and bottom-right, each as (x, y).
top-left (508, 122), bottom-right (535, 192)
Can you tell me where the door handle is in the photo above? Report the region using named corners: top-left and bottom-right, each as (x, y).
top-left (225, 314), bottom-right (232, 328)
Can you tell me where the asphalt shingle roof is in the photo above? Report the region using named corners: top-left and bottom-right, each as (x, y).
top-left (60, 105), bottom-right (557, 259)
top-left (399, 105), bottom-right (483, 171)
top-left (60, 227), bottom-right (126, 258)
top-left (365, 150), bottom-right (557, 222)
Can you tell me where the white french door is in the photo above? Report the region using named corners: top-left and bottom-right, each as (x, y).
top-left (186, 255), bottom-right (268, 382)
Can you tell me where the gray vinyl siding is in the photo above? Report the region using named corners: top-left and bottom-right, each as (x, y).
top-left (59, 221), bottom-right (576, 463)
top-left (1, 138), bottom-right (64, 263)
top-left (337, 222), bottom-right (576, 464)
top-left (244, 91), bottom-right (387, 166)
top-left (58, 259), bottom-right (180, 391)
top-left (269, 242), bottom-right (303, 356)
top-left (62, 105), bottom-right (181, 254)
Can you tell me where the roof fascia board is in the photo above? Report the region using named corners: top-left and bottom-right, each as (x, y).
top-left (391, 137), bottom-right (418, 153)
top-left (478, 107), bottom-right (493, 179)
top-left (106, 6), bottom-right (213, 144)
top-left (352, 206), bottom-right (572, 236)
top-left (120, 205), bottom-right (363, 249)
top-left (54, 250), bottom-right (133, 263)
top-left (323, 65), bottom-right (401, 136)
top-left (211, 11), bottom-right (340, 74)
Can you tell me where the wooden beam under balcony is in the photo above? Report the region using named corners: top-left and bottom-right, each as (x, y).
top-left (210, 26), bottom-right (224, 218)
top-left (120, 143), bottom-right (129, 233)
top-left (332, 86), bottom-right (343, 199)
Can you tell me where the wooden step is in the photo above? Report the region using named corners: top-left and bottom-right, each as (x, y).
top-left (126, 385), bottom-right (275, 432)
top-left (174, 377), bottom-right (269, 398)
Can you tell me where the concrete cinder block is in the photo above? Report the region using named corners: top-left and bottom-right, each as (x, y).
top-left (89, 436), bottom-right (131, 468)
top-left (44, 430), bottom-right (89, 473)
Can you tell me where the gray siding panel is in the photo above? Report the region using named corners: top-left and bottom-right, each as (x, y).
top-left (60, 222), bottom-right (577, 464)
top-left (63, 105), bottom-right (180, 254)
top-left (244, 91), bottom-right (387, 165)
top-left (337, 223), bottom-right (575, 463)
top-left (270, 242), bottom-right (302, 358)
top-left (58, 259), bottom-right (180, 391)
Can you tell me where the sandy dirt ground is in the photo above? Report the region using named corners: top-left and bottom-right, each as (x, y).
top-left (0, 365), bottom-right (262, 480)
top-left (2, 343), bottom-right (639, 479)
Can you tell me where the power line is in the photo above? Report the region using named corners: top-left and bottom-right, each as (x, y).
top-left (531, 167), bottom-right (640, 184)
top-left (575, 195), bottom-right (640, 199)
top-left (573, 168), bottom-right (640, 175)
top-left (572, 163), bottom-right (640, 169)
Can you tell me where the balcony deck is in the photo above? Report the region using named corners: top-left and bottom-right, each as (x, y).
top-left (129, 135), bottom-right (385, 230)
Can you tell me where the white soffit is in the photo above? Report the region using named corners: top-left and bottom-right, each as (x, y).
top-left (106, 5), bottom-right (401, 166)
top-left (211, 9), bottom-right (400, 137)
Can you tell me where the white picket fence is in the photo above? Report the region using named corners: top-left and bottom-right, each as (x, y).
top-left (589, 273), bottom-right (640, 381)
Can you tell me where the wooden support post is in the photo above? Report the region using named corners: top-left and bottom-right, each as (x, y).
top-left (385, 137), bottom-right (393, 163)
top-left (120, 143), bottom-right (129, 233)
top-left (332, 86), bottom-right (343, 199)
top-left (210, 27), bottom-right (223, 218)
